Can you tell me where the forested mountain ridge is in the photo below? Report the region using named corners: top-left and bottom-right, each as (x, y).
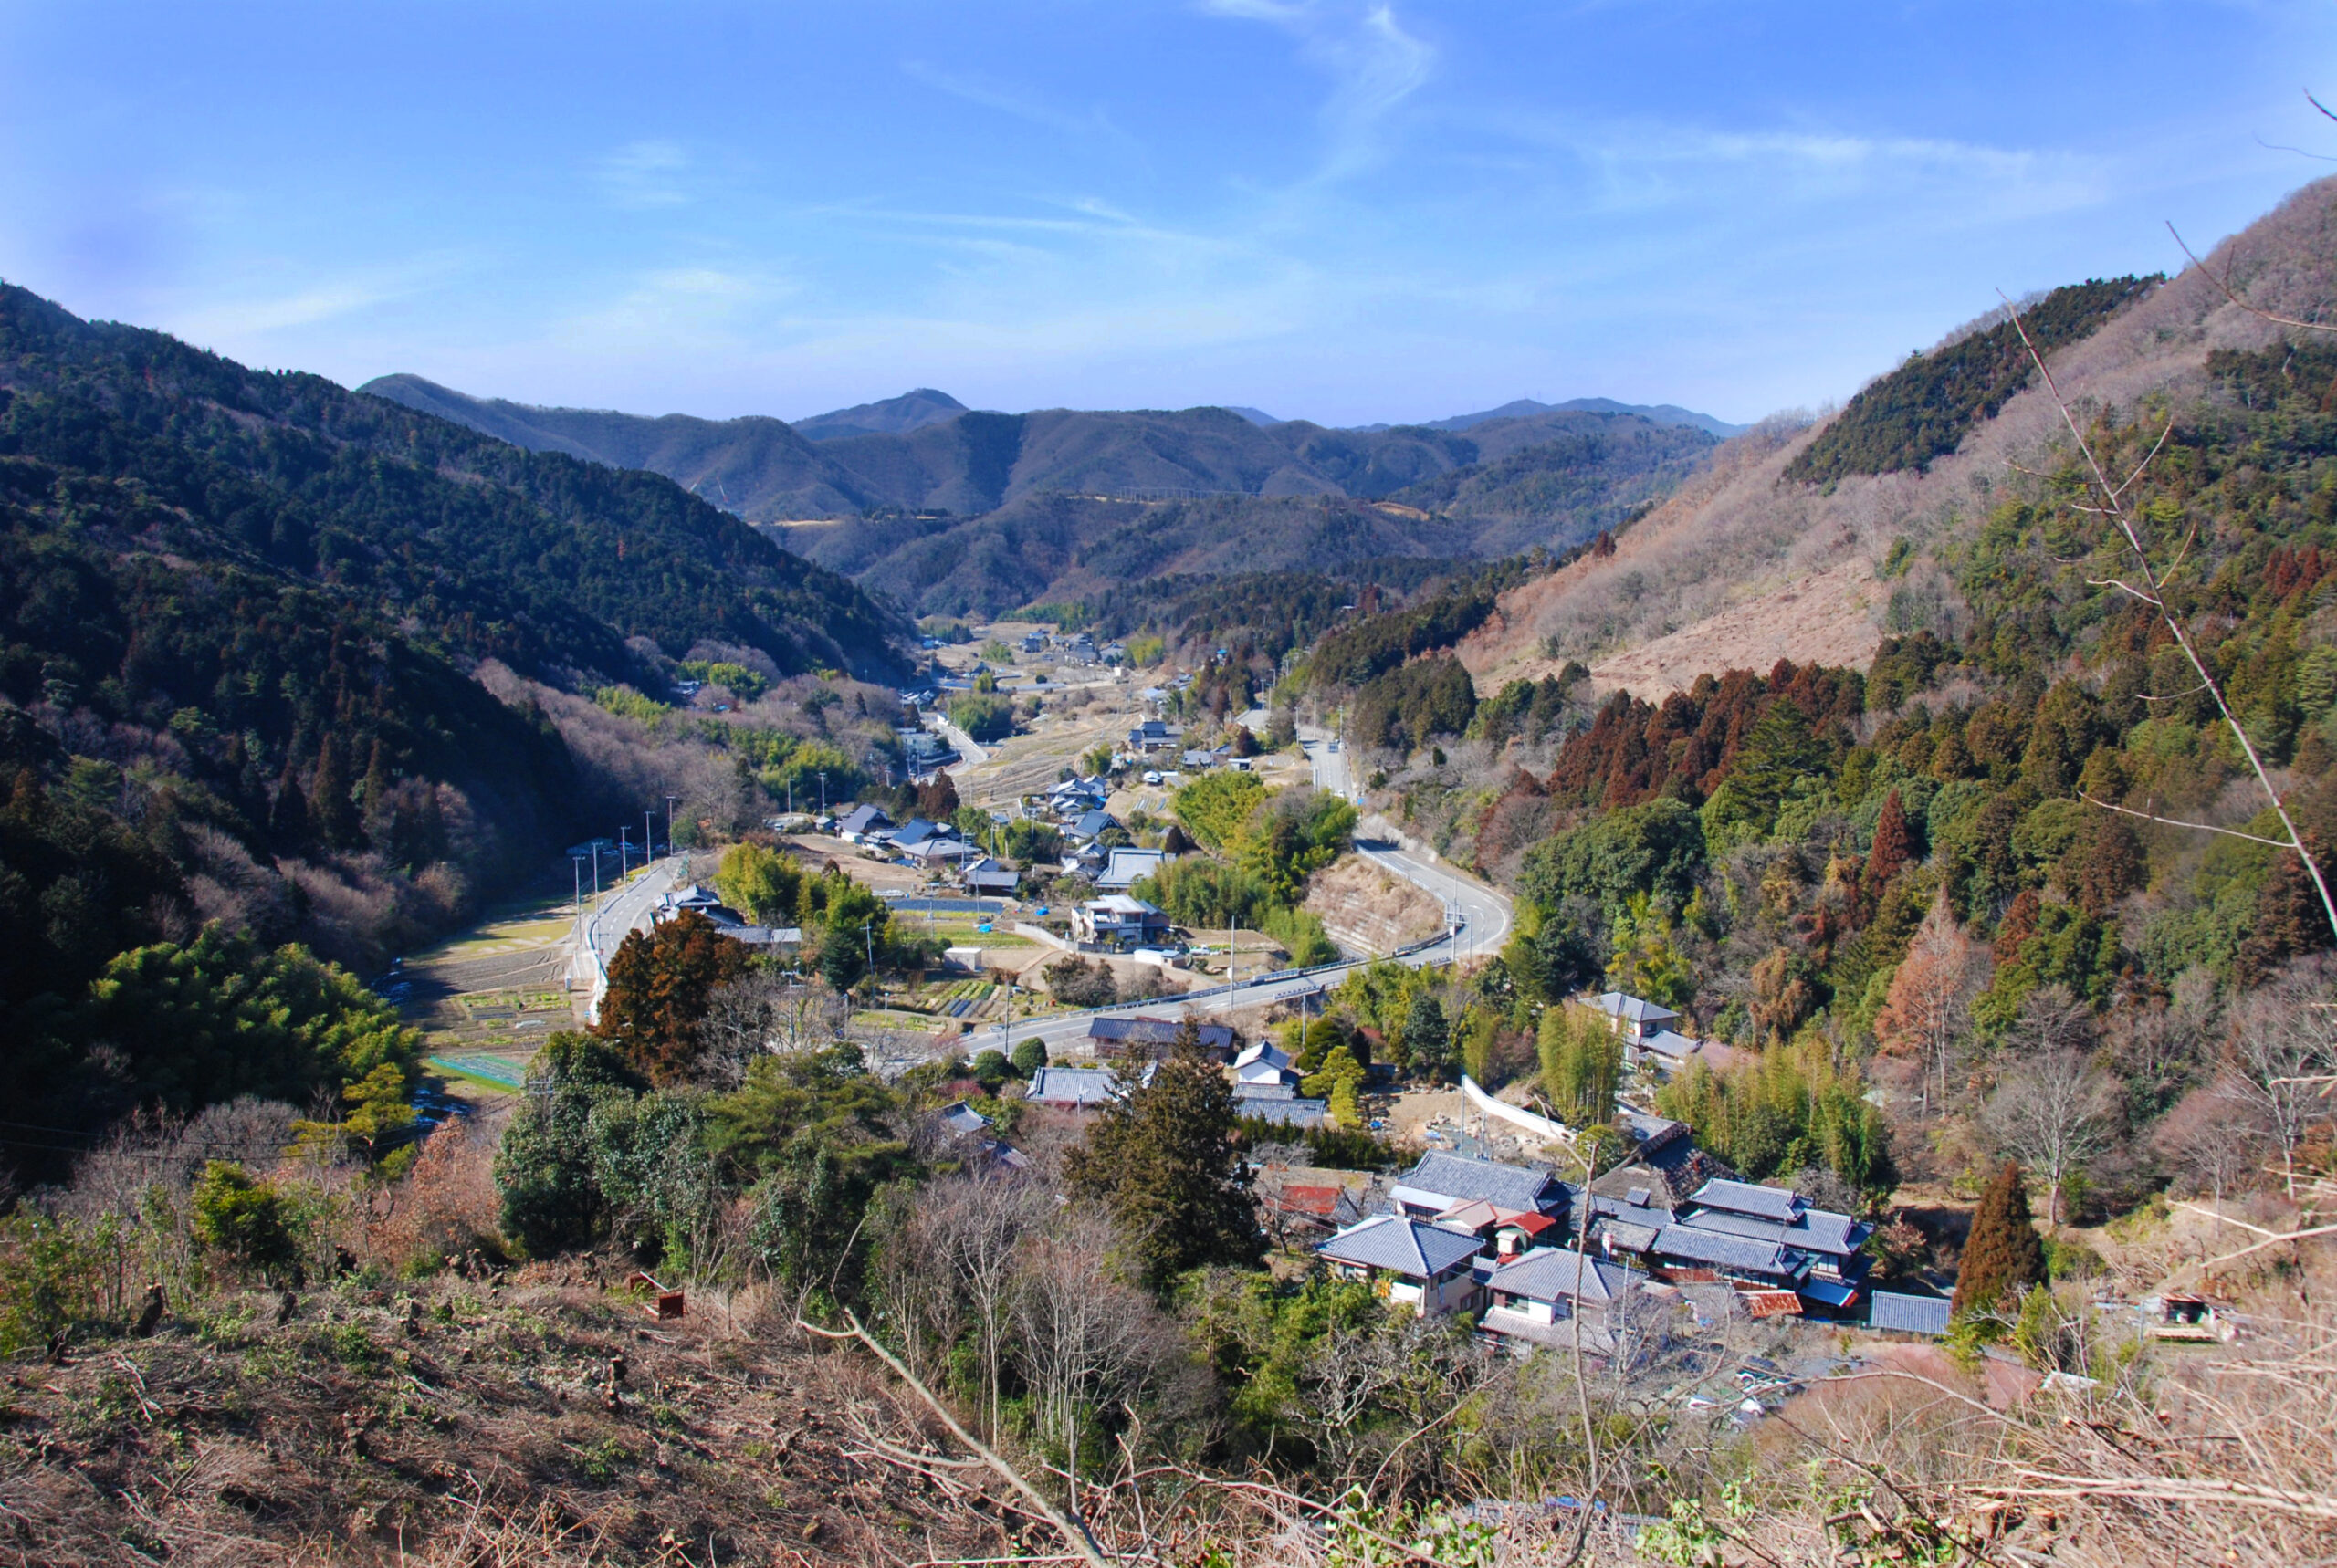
top-left (0, 294), bottom-right (906, 683)
top-left (363, 372), bottom-right (1735, 522)
top-left (0, 281), bottom-right (910, 1145)
top-left (365, 372), bottom-right (1723, 616)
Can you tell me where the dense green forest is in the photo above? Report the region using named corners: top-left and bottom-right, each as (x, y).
top-left (1325, 324), bottom-right (2337, 1215)
top-left (0, 283), bottom-right (911, 1174)
top-left (1782, 277), bottom-right (2158, 485)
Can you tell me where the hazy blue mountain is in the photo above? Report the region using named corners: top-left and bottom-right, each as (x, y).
top-left (1226, 406), bottom-right (1281, 427)
top-left (792, 387), bottom-right (969, 442)
top-left (1349, 396), bottom-right (1744, 439)
top-left (362, 373), bottom-right (1724, 614)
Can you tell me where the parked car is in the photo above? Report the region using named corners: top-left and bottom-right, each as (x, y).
top-left (1142, 769), bottom-right (1163, 785)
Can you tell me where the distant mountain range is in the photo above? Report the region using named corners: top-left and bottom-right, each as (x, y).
top-left (360, 373), bottom-right (1736, 521)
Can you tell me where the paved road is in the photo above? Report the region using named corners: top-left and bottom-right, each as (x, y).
top-left (572, 859), bottom-right (681, 1001)
top-left (927, 715), bottom-right (990, 767)
top-left (1299, 730), bottom-right (1356, 803)
top-left (960, 832), bottom-right (1514, 1061)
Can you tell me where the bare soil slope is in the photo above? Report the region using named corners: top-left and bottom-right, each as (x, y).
top-left (1458, 176), bottom-right (2337, 698)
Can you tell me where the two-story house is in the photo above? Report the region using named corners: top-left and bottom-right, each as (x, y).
top-left (1316, 1216), bottom-right (1486, 1317)
top-left (1073, 894), bottom-right (1170, 951)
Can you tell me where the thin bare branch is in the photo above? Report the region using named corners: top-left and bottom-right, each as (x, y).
top-left (2167, 222), bottom-right (2337, 335)
top-left (798, 1310), bottom-right (1112, 1568)
top-left (1994, 289), bottom-right (2337, 946)
top-left (2075, 794), bottom-right (2294, 848)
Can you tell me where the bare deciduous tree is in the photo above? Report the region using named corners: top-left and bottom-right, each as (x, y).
top-left (2219, 967), bottom-right (2337, 1198)
top-left (1983, 989), bottom-right (2115, 1227)
top-left (697, 973), bottom-right (851, 1087)
top-left (1010, 1203), bottom-right (1179, 1511)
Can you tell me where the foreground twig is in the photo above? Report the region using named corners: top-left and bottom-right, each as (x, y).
top-left (798, 1309), bottom-right (1112, 1568)
top-left (2002, 293), bottom-right (2337, 947)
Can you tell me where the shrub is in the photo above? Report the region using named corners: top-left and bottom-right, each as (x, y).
top-left (192, 1162), bottom-right (302, 1283)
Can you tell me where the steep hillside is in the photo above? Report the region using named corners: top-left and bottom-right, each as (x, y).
top-left (1455, 178), bottom-right (2337, 701)
top-left (0, 280), bottom-right (907, 1010)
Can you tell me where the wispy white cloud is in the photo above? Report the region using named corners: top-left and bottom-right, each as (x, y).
top-left (594, 140), bottom-right (695, 209)
top-left (1205, 1), bottom-right (1436, 182)
top-left (901, 60), bottom-right (1129, 145)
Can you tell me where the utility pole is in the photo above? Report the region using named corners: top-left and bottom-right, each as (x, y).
top-left (592, 847), bottom-right (601, 898)
top-left (645, 810), bottom-right (655, 862)
top-left (618, 825), bottom-right (632, 878)
top-left (818, 771), bottom-right (828, 817)
top-left (571, 853), bottom-right (585, 912)
top-left (665, 792), bottom-right (681, 852)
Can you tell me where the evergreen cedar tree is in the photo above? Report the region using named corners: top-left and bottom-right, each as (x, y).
top-left (1953, 1160), bottom-right (2048, 1318)
top-left (1064, 1025), bottom-right (1263, 1289)
top-left (593, 910), bottom-right (749, 1084)
top-left (1862, 789), bottom-right (1914, 905)
top-left (915, 770), bottom-right (959, 821)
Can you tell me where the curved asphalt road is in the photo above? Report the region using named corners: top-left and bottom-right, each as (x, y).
top-left (968, 732), bottom-right (1514, 1058)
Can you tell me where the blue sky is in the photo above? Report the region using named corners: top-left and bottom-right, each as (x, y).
top-left (4, 2), bottom-right (2334, 427)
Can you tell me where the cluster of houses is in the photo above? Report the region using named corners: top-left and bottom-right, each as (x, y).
top-left (1309, 1145), bottom-right (1951, 1348)
top-left (651, 882), bottom-right (801, 952)
top-left (1020, 628), bottom-right (1127, 666)
top-left (833, 805), bottom-right (1022, 897)
top-left (1022, 1017), bottom-right (1329, 1127)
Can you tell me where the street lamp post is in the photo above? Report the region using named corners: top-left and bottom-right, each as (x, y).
top-left (618, 825), bottom-right (631, 878)
top-left (665, 792), bottom-right (681, 852)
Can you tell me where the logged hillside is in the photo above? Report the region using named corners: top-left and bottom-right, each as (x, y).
top-left (1449, 183), bottom-right (2337, 701)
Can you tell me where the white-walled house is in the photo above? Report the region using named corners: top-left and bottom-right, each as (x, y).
top-left (1316, 1217), bottom-right (1485, 1317)
top-left (1479, 1246), bottom-right (1637, 1351)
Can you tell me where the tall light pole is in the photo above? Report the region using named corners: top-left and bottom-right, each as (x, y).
top-left (618, 825), bottom-right (632, 878)
top-left (571, 852), bottom-right (586, 912)
top-left (645, 809), bottom-right (655, 862)
top-left (664, 792), bottom-right (681, 853)
top-left (818, 771), bottom-right (828, 817)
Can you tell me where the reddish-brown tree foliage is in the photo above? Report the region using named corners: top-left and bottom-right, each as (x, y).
top-left (1952, 1159), bottom-right (2047, 1317)
top-left (1873, 896), bottom-right (1986, 1116)
top-left (595, 908), bottom-right (750, 1084)
top-left (1863, 789), bottom-right (1914, 904)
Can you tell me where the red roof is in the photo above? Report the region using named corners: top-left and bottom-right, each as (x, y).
top-left (1274, 1186), bottom-right (1344, 1217)
top-left (1740, 1289), bottom-right (1803, 1318)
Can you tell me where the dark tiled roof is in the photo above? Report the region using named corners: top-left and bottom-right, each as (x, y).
top-left (1397, 1152), bottom-right (1569, 1215)
top-left (1652, 1224), bottom-right (1808, 1279)
top-left (1685, 1207), bottom-right (1870, 1261)
top-left (1868, 1291), bottom-right (1953, 1335)
top-left (1025, 1067), bottom-right (1127, 1106)
top-left (1088, 1017), bottom-right (1236, 1051)
top-left (1690, 1179), bottom-right (1803, 1222)
top-left (1318, 1217), bottom-right (1483, 1279)
top-left (1486, 1246), bottom-right (1633, 1305)
top-left (1241, 1098), bottom-right (1328, 1127)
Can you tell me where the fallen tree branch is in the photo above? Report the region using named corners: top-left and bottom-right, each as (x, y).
top-left (798, 1310), bottom-right (1111, 1568)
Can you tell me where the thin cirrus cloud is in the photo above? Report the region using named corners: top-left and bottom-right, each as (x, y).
top-left (900, 60), bottom-right (1128, 145)
top-left (593, 141), bottom-right (697, 209)
top-left (5, 0), bottom-right (2324, 423)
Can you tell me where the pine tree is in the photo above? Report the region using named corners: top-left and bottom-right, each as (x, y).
top-left (1953, 1159), bottom-right (2047, 1317)
top-left (1402, 992), bottom-right (1451, 1081)
top-left (309, 735), bottom-right (360, 848)
top-left (1863, 789), bottom-right (1914, 903)
top-left (1064, 1027), bottom-right (1262, 1289)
